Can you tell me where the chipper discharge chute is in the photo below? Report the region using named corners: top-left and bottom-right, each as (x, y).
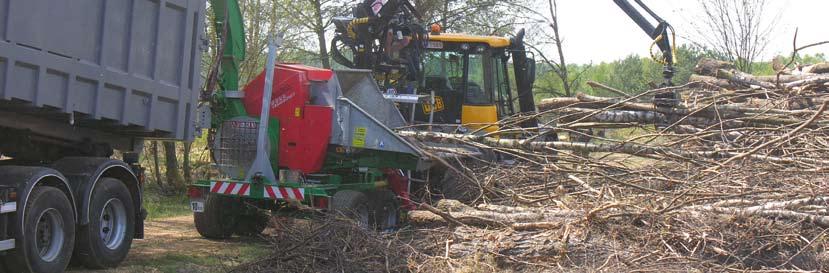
top-left (189, 62), bottom-right (430, 237)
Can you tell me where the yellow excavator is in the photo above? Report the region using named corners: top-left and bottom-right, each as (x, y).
top-left (331, 0), bottom-right (540, 134)
top-left (331, 0), bottom-right (677, 134)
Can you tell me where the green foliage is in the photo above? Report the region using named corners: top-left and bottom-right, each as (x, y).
top-left (534, 45), bottom-right (721, 100)
top-left (751, 53), bottom-right (827, 76)
top-left (142, 185), bottom-right (191, 220)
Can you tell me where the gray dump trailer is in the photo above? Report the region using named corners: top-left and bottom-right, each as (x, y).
top-left (0, 0), bottom-right (204, 272)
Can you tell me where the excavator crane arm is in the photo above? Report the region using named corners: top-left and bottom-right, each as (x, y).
top-left (331, 0), bottom-right (428, 88)
top-left (613, 0), bottom-right (675, 87)
top-left (613, 0), bottom-right (679, 114)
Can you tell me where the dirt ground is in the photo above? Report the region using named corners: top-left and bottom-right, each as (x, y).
top-left (68, 215), bottom-right (269, 273)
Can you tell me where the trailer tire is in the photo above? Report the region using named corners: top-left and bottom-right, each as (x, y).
top-left (3, 186), bottom-right (75, 273)
top-left (331, 190), bottom-right (370, 227)
top-left (194, 194), bottom-right (238, 239)
top-left (75, 178), bottom-right (134, 269)
top-left (439, 169), bottom-right (479, 203)
top-left (369, 190), bottom-right (400, 231)
top-left (234, 211), bottom-right (269, 237)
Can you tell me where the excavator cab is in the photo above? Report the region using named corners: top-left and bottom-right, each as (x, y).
top-left (411, 33), bottom-right (525, 133)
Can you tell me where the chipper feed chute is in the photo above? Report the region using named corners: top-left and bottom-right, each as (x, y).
top-left (327, 70), bottom-right (422, 158)
top-left (333, 69), bottom-right (408, 129)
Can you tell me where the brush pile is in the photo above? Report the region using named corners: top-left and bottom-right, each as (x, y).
top-left (229, 216), bottom-right (423, 273)
top-left (239, 58), bottom-right (829, 272)
top-left (399, 58), bottom-right (829, 272)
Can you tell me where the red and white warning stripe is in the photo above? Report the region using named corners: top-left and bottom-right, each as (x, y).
top-left (210, 181), bottom-right (251, 196)
top-left (264, 186), bottom-right (305, 201)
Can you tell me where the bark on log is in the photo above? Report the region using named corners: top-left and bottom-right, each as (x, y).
top-left (556, 107), bottom-right (813, 129)
top-left (695, 59), bottom-right (829, 88)
top-left (689, 75), bottom-right (740, 89)
top-left (409, 199), bottom-right (580, 230)
top-left (785, 75), bottom-right (829, 89)
top-left (802, 62), bottom-right (829, 74)
top-left (695, 58), bottom-right (735, 75)
top-left (447, 226), bottom-right (562, 260)
top-left (399, 130), bottom-right (829, 166)
top-left (690, 203), bottom-right (829, 228)
top-left (543, 92), bottom-right (821, 123)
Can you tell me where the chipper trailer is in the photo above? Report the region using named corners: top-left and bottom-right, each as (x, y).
top-left (187, 36), bottom-right (431, 237)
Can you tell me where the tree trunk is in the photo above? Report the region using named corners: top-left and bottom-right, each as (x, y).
top-left (311, 0), bottom-right (330, 69)
top-left (548, 0), bottom-right (570, 96)
top-left (151, 141), bottom-right (163, 189)
top-left (183, 141), bottom-right (192, 185)
top-left (163, 141), bottom-right (183, 192)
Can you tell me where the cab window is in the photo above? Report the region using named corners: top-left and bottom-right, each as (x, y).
top-left (493, 55), bottom-right (514, 116)
top-left (464, 53), bottom-right (492, 105)
top-left (423, 52), bottom-right (462, 92)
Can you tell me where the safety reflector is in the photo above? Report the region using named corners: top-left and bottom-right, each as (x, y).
top-left (210, 181), bottom-right (251, 197)
top-left (263, 186), bottom-right (305, 201)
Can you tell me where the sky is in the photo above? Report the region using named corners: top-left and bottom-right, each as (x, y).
top-left (551, 0), bottom-right (829, 64)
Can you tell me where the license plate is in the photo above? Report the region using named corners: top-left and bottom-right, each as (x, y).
top-left (190, 201), bottom-right (204, 213)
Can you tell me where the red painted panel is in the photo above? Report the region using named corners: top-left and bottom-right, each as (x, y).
top-left (384, 169), bottom-right (414, 210)
top-left (243, 64), bottom-right (334, 174)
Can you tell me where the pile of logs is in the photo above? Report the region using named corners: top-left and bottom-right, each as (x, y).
top-left (395, 59), bottom-right (829, 272)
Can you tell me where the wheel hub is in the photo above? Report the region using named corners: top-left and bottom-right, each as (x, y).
top-left (35, 208), bottom-right (64, 262)
top-left (99, 198), bottom-right (127, 250)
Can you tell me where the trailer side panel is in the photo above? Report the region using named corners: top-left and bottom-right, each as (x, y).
top-left (0, 0), bottom-right (204, 140)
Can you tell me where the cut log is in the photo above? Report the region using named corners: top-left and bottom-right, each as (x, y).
top-left (399, 130), bottom-right (829, 166)
top-left (802, 62), bottom-right (829, 74)
top-left (447, 226), bottom-right (562, 261)
top-left (785, 75), bottom-right (829, 89)
top-left (694, 58), bottom-right (736, 75)
top-left (688, 74), bottom-right (740, 90)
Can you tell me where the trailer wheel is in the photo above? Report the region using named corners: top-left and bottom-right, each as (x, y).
top-left (75, 178), bottom-right (134, 269)
top-left (194, 194), bottom-right (238, 239)
top-left (3, 186), bottom-right (75, 273)
top-left (331, 190), bottom-right (370, 227)
top-left (369, 190), bottom-right (400, 231)
top-left (234, 211), bottom-right (269, 237)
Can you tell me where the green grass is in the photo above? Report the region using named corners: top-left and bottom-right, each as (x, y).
top-left (142, 186), bottom-right (191, 220)
top-left (145, 244), bottom-right (269, 273)
top-left (121, 238), bottom-right (270, 273)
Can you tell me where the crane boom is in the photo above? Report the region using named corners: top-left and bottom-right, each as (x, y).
top-left (210, 0), bottom-right (246, 92)
top-left (613, 0), bottom-right (675, 87)
top-left (205, 0), bottom-right (248, 120)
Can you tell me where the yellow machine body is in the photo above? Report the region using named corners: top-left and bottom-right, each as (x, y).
top-left (461, 104), bottom-right (499, 133)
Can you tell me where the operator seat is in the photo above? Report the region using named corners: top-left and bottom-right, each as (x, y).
top-left (425, 76), bottom-right (453, 92)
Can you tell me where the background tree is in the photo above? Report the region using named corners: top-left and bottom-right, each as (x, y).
top-left (413, 0), bottom-right (530, 35)
top-left (275, 0), bottom-right (349, 69)
top-left (517, 0), bottom-right (584, 97)
top-left (690, 0), bottom-right (779, 73)
top-left (533, 45), bottom-right (713, 99)
top-left (163, 142), bottom-right (184, 192)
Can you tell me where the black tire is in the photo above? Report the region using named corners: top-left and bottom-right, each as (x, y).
top-left (194, 193), bottom-right (238, 239)
top-left (234, 210), bottom-right (270, 237)
top-left (3, 186), bottom-right (75, 273)
top-left (75, 178), bottom-right (135, 269)
top-left (368, 190), bottom-right (400, 231)
top-left (439, 169), bottom-right (479, 203)
top-left (331, 190), bottom-right (370, 227)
